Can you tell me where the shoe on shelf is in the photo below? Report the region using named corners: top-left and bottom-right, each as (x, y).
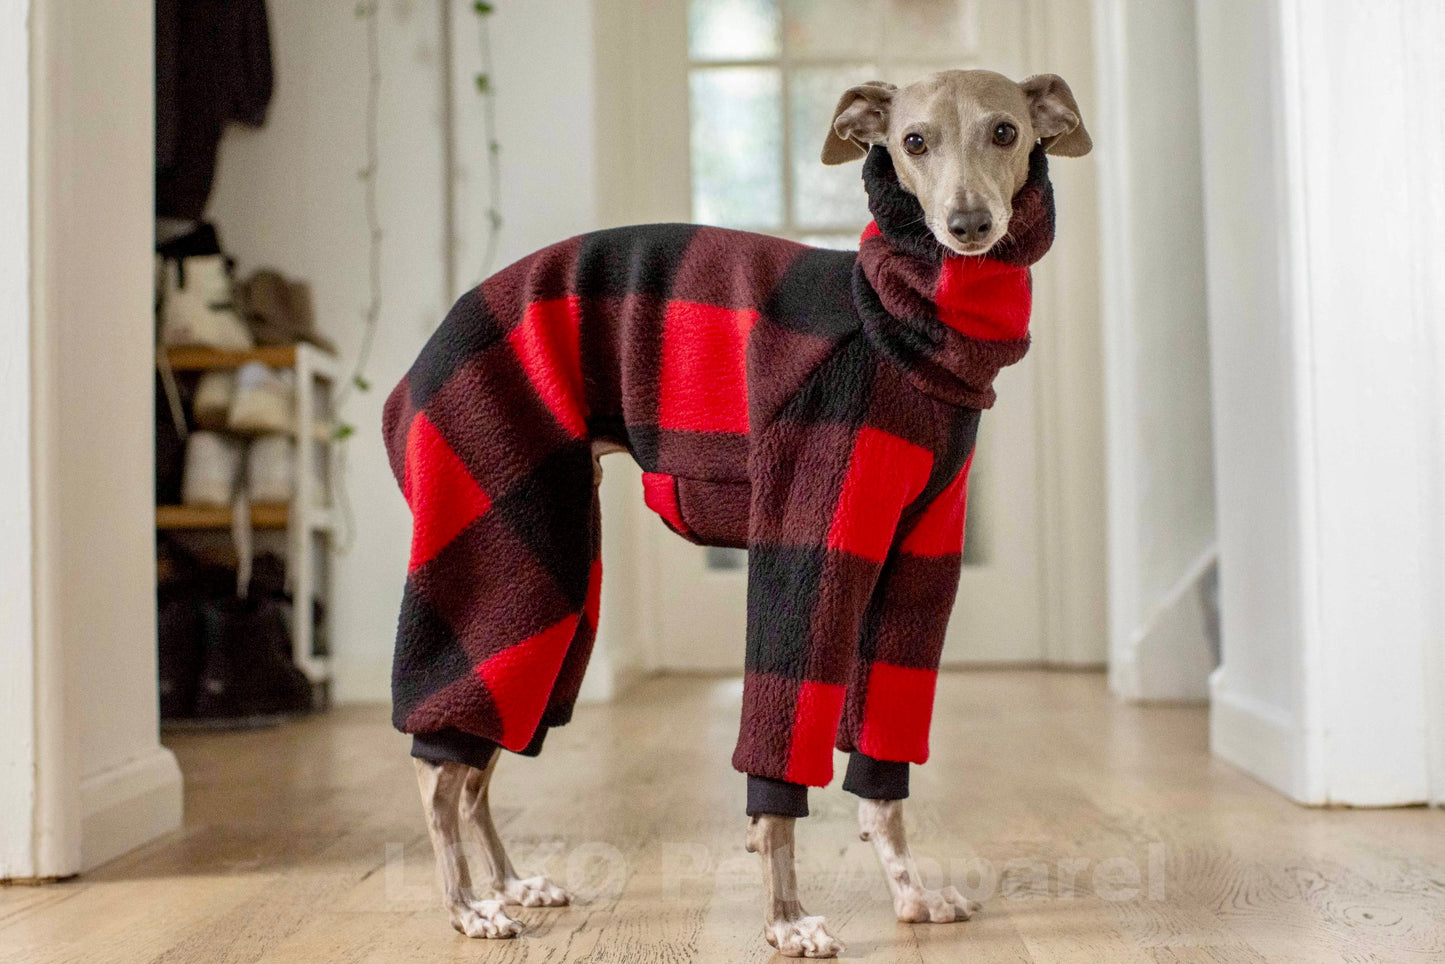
top-left (192, 370), bottom-right (236, 430)
top-left (157, 597), bottom-right (203, 719)
top-left (181, 431), bottom-right (241, 508)
top-left (247, 433), bottom-right (294, 504)
top-left (237, 269), bottom-right (335, 353)
top-left (159, 254), bottom-right (255, 352)
top-left (228, 361), bottom-right (294, 435)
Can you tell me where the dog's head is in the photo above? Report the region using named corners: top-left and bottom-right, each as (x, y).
top-left (822, 69), bottom-right (1091, 256)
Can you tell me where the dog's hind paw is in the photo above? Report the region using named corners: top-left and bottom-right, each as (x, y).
top-left (894, 884), bottom-right (980, 924)
top-left (765, 915), bottom-right (844, 958)
top-left (495, 874), bottom-right (570, 907)
top-left (449, 898), bottom-right (523, 939)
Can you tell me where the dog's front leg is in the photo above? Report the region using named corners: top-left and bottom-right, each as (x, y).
top-left (746, 814), bottom-right (844, 958)
top-left (457, 749), bottom-right (570, 908)
top-left (858, 798), bottom-right (979, 923)
top-left (413, 758), bottom-right (523, 939)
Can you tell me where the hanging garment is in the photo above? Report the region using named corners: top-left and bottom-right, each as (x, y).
top-left (156, 0), bottom-right (274, 219)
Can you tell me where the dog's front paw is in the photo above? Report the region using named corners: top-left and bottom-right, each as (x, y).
top-left (449, 898), bottom-right (524, 939)
top-left (497, 874), bottom-right (570, 907)
top-left (894, 884), bottom-right (979, 924)
top-left (765, 914), bottom-right (844, 958)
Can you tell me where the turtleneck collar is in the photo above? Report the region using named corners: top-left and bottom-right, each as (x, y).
top-left (852, 145), bottom-right (1055, 408)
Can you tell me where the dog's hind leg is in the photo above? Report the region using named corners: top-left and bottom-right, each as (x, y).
top-left (858, 798), bottom-right (979, 923)
top-left (457, 747), bottom-right (570, 908)
top-left (746, 814), bottom-right (844, 959)
top-left (413, 758), bottom-right (524, 938)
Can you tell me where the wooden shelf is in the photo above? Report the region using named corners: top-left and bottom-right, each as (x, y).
top-left (156, 503), bottom-right (290, 530)
top-left (161, 345), bottom-right (298, 370)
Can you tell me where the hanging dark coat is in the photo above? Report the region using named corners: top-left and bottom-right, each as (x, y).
top-left (155, 0), bottom-right (275, 219)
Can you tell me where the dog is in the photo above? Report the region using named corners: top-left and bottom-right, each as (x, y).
top-left (382, 69), bottom-right (1090, 957)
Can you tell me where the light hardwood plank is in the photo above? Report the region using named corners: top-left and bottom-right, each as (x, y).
top-left (1, 671), bottom-right (1442, 963)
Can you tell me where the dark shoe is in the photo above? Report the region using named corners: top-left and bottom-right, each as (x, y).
top-left (157, 598), bottom-right (203, 719)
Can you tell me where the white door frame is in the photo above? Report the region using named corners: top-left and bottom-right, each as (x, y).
top-left (0, 0), bottom-right (41, 881)
top-left (1026, 0), bottom-right (1107, 666)
top-left (1197, 0), bottom-right (1445, 806)
top-left (3, 0), bottom-right (182, 879)
top-left (594, 0), bottom-right (1107, 671)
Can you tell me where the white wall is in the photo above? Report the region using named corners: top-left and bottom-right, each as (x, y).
top-left (209, 0), bottom-right (646, 703)
top-left (16, 0), bottom-right (183, 876)
top-left (1199, 0), bottom-right (1445, 805)
top-left (1094, 0), bottom-right (1218, 701)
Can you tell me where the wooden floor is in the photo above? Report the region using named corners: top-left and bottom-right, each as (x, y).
top-left (3, 672), bottom-right (1444, 963)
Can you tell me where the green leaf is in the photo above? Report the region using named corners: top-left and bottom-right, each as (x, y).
top-left (334, 423), bottom-right (357, 441)
top-left (474, 73), bottom-right (491, 94)
top-left (473, 1), bottom-right (495, 14)
top-left (353, 375), bottom-right (372, 392)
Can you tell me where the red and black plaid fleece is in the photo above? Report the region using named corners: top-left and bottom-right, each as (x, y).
top-left (383, 146), bottom-right (1055, 803)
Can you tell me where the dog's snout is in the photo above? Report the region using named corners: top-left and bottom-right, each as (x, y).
top-left (947, 209), bottom-right (993, 244)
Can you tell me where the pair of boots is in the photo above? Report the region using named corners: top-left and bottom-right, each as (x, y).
top-left (157, 222), bottom-right (330, 352)
top-left (182, 431), bottom-right (297, 508)
top-left (181, 361), bottom-right (317, 508)
top-left (193, 361), bottom-right (295, 435)
top-left (158, 543), bottom-right (315, 721)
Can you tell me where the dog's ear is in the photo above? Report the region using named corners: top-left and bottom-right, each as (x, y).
top-left (821, 81), bottom-right (897, 165)
top-left (1020, 74), bottom-right (1092, 157)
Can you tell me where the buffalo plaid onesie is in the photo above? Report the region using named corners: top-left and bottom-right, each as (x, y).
top-left (384, 145), bottom-right (1055, 816)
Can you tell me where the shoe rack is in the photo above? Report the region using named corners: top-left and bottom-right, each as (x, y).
top-left (156, 341), bottom-right (338, 706)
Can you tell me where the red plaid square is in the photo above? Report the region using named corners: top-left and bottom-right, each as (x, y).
top-left (826, 427), bottom-right (932, 562)
top-left (658, 300), bottom-right (758, 433)
top-left (508, 295), bottom-right (586, 437)
top-left (858, 662), bottom-right (937, 764)
top-left (404, 413), bottom-right (492, 572)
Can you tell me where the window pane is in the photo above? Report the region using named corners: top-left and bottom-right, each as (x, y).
top-left (690, 68), bottom-right (783, 229)
top-left (782, 0), bottom-right (881, 58)
top-left (689, 0), bottom-right (780, 61)
top-left (885, 0), bottom-right (981, 61)
top-left (790, 67), bottom-right (876, 230)
top-left (798, 233), bottom-right (860, 250)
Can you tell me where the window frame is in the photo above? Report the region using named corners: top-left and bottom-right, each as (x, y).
top-left (685, 2), bottom-right (987, 241)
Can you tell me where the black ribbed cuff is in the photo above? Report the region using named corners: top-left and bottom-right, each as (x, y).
top-left (410, 725), bottom-right (548, 768)
top-left (842, 752), bottom-right (909, 800)
top-left (746, 774), bottom-right (809, 817)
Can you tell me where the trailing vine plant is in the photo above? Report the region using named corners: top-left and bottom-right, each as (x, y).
top-left (339, 0), bottom-right (384, 418)
top-left (334, 0), bottom-right (504, 550)
top-left (472, 0), bottom-right (504, 280)
top-left (332, 0), bottom-right (386, 552)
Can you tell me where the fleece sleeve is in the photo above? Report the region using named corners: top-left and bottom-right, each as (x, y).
top-left (730, 400), bottom-right (935, 787)
top-left (836, 452), bottom-right (973, 765)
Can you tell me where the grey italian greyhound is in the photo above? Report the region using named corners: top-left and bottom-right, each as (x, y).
top-left (411, 69), bottom-right (1090, 957)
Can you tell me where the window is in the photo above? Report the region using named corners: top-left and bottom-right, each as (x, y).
top-left (686, 0), bottom-right (996, 250)
top-left (686, 1), bottom-right (1017, 572)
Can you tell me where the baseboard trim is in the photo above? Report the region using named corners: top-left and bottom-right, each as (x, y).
top-left (79, 747), bottom-right (183, 871)
top-left (1209, 669), bottom-right (1310, 803)
top-left (1112, 547), bottom-right (1219, 702)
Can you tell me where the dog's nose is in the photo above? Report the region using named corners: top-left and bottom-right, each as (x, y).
top-left (947, 209), bottom-right (993, 244)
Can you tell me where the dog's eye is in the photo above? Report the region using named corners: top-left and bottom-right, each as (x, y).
top-left (902, 132), bottom-right (927, 155)
top-left (993, 122), bottom-right (1018, 146)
